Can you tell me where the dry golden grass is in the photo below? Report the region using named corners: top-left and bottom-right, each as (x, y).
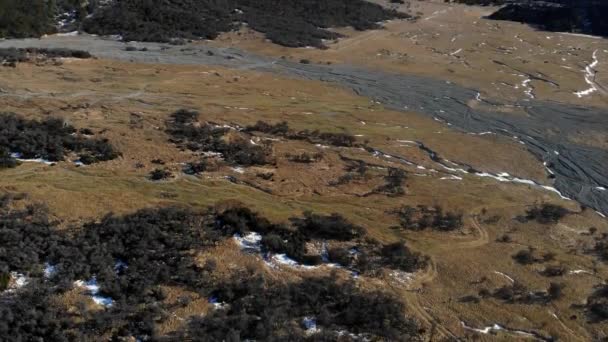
top-left (1, 53), bottom-right (606, 340)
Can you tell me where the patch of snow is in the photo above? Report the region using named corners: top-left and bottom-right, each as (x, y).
top-left (303, 317), bottom-right (320, 334)
top-left (234, 232), bottom-right (262, 253)
top-left (55, 31), bottom-right (79, 37)
top-left (494, 271), bottom-right (515, 283)
top-left (521, 78), bottom-right (535, 99)
top-left (560, 32), bottom-right (602, 39)
top-left (209, 296), bottom-right (228, 309)
top-left (569, 269), bottom-right (592, 275)
top-left (461, 321), bottom-right (540, 338)
top-left (574, 49), bottom-right (600, 98)
top-left (390, 270), bottom-right (414, 284)
top-left (44, 263), bottom-right (57, 278)
top-left (396, 140), bottom-right (417, 144)
top-left (315, 144), bottom-right (330, 149)
top-left (596, 211), bottom-right (607, 218)
top-left (3, 272), bottom-right (28, 293)
top-left (10, 152), bottom-right (55, 165)
top-left (231, 167), bottom-right (245, 174)
top-left (114, 260), bottom-right (128, 273)
top-left (74, 278), bottom-right (113, 307)
top-left (450, 48), bottom-right (463, 56)
top-left (596, 186), bottom-right (606, 191)
top-left (440, 175), bottom-right (462, 181)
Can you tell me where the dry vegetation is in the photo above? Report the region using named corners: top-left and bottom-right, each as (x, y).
top-left (2, 2), bottom-right (608, 339)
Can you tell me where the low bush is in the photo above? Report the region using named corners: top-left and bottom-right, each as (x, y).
top-left (291, 211), bottom-right (365, 241)
top-left (0, 48), bottom-right (92, 65)
top-left (245, 120), bottom-right (289, 136)
top-left (0, 113), bottom-right (119, 165)
top-left (379, 242), bottom-right (428, 272)
top-left (525, 204), bottom-right (569, 224)
top-left (149, 168), bottom-right (172, 181)
top-left (166, 110), bottom-right (272, 166)
top-left (491, 281), bottom-right (564, 305)
top-left (286, 152), bottom-right (323, 163)
top-left (181, 275), bottom-right (421, 341)
top-left (586, 284), bottom-right (608, 322)
top-left (512, 248), bottom-right (540, 265)
top-left (395, 205), bottom-right (463, 231)
top-left (374, 168), bottom-right (407, 196)
top-left (0, 193), bottom-right (424, 340)
top-left (541, 265), bottom-right (566, 277)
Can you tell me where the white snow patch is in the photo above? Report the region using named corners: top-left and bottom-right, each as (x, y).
top-left (233, 232), bottom-right (262, 253)
top-left (440, 175), bottom-right (462, 181)
top-left (560, 32), bottom-right (602, 40)
top-left (231, 167), bottom-right (245, 174)
top-left (303, 317), bottom-right (320, 334)
top-left (494, 271), bottom-right (515, 283)
top-left (114, 260), bottom-right (128, 273)
top-left (574, 50), bottom-right (600, 98)
top-left (450, 48), bottom-right (463, 56)
top-left (10, 152), bottom-right (55, 165)
top-left (390, 270), bottom-right (414, 284)
top-left (208, 296), bottom-right (229, 309)
top-left (521, 78), bottom-right (535, 99)
top-left (44, 263), bottom-right (57, 278)
top-left (396, 140), bottom-right (417, 144)
top-left (596, 186), bottom-right (606, 191)
top-left (569, 269), bottom-right (592, 275)
top-left (3, 272), bottom-right (29, 293)
top-left (461, 322), bottom-right (536, 338)
top-left (74, 278), bottom-right (113, 307)
top-left (55, 31), bottom-right (79, 37)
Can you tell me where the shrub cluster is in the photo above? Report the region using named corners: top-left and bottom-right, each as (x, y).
top-left (525, 203), bottom-right (569, 224)
top-left (149, 168), bottom-right (173, 181)
top-left (592, 233), bottom-right (608, 262)
top-left (180, 275), bottom-right (421, 341)
top-left (483, 282), bottom-right (564, 305)
top-left (166, 110), bottom-right (272, 166)
top-left (0, 194), bottom-right (422, 340)
top-left (374, 167), bottom-right (407, 197)
top-left (0, 113), bottom-right (120, 165)
top-left (0, 47), bottom-right (92, 66)
top-left (395, 205), bottom-right (463, 231)
top-left (82, 0), bottom-right (408, 48)
top-left (586, 284), bottom-right (608, 322)
top-left (488, 2), bottom-right (608, 39)
top-left (286, 152), bottom-right (323, 163)
top-left (246, 120), bottom-right (358, 148)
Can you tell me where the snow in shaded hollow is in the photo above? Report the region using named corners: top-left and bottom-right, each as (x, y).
top-left (74, 278), bottom-right (114, 307)
top-left (574, 50), bottom-right (600, 98)
top-left (233, 232), bottom-right (262, 253)
top-left (208, 295), bottom-right (228, 310)
top-left (44, 263), bottom-right (57, 278)
top-left (303, 317), bottom-right (320, 335)
top-left (3, 272), bottom-right (29, 293)
top-left (10, 152), bottom-right (54, 165)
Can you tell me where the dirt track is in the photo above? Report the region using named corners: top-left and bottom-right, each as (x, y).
top-left (1, 34), bottom-right (607, 216)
